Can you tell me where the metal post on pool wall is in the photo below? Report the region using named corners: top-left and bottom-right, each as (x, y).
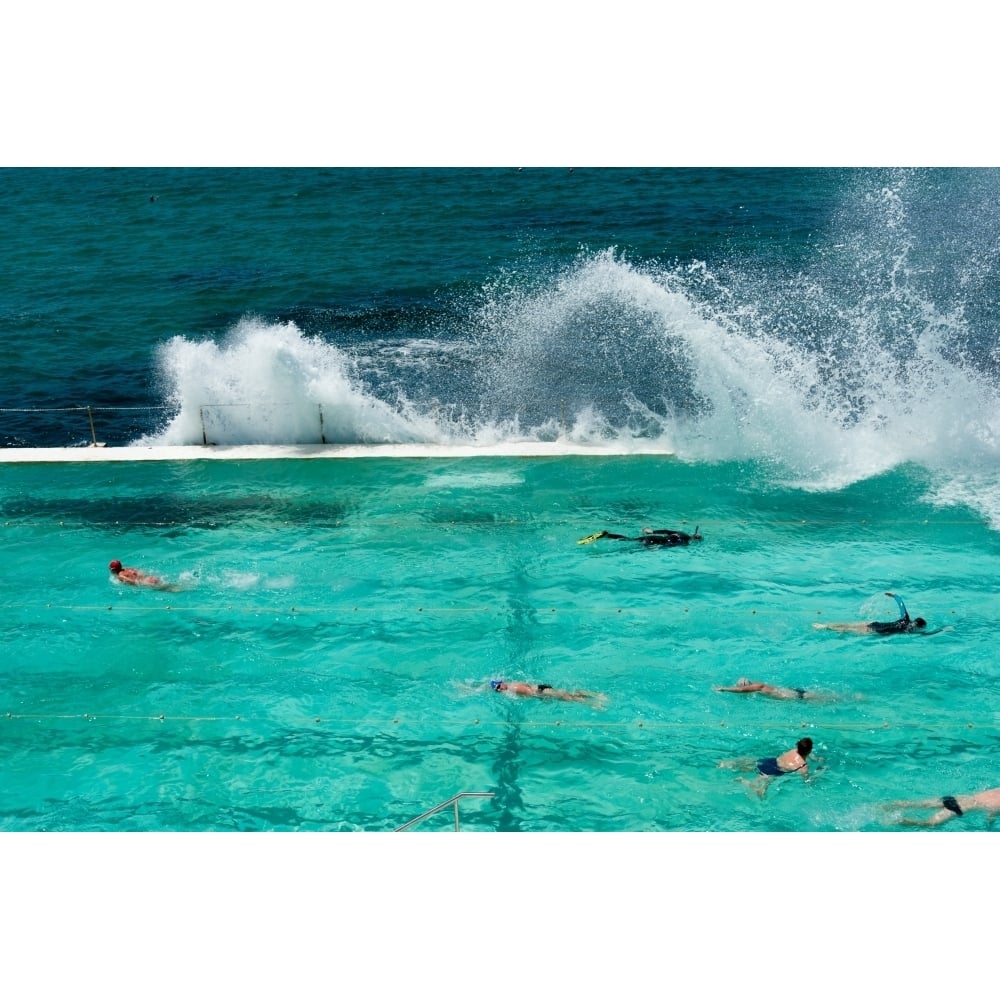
top-left (86, 406), bottom-right (106, 447)
top-left (200, 406), bottom-right (208, 446)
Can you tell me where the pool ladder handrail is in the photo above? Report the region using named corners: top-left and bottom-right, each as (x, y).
top-left (394, 791), bottom-right (495, 832)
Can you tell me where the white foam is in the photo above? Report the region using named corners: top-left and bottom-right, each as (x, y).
top-left (0, 441), bottom-right (673, 463)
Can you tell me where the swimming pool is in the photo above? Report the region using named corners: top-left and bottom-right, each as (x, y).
top-left (1, 450), bottom-right (997, 831)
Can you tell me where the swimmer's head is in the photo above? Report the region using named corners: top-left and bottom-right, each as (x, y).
top-left (797, 737), bottom-right (814, 757)
top-left (490, 680), bottom-right (504, 691)
top-left (736, 678), bottom-right (751, 688)
top-left (109, 560), bottom-right (123, 573)
top-left (914, 617), bottom-right (927, 629)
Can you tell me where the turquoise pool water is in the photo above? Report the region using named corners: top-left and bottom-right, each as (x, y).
top-left (3, 453), bottom-right (996, 831)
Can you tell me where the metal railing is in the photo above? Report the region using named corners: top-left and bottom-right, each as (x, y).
top-left (394, 791), bottom-right (495, 832)
top-left (1, 400), bottom-right (575, 449)
top-left (0, 405), bottom-right (171, 448)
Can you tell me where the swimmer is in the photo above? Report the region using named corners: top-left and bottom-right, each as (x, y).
top-left (813, 592), bottom-right (927, 635)
top-left (108, 559), bottom-right (181, 592)
top-left (578, 526), bottom-right (702, 546)
top-left (719, 737), bottom-right (814, 798)
top-left (490, 680), bottom-right (606, 706)
top-left (884, 786), bottom-right (1000, 828)
top-left (714, 679), bottom-right (829, 701)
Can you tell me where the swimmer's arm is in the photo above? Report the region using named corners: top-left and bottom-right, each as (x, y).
top-left (886, 592), bottom-right (908, 619)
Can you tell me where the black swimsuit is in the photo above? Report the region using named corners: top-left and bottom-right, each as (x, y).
top-left (870, 595), bottom-right (919, 634)
top-left (869, 616), bottom-right (912, 634)
top-left (942, 795), bottom-right (963, 816)
top-left (756, 758), bottom-right (805, 777)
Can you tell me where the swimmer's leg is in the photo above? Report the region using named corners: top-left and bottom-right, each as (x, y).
top-left (898, 809), bottom-right (956, 827)
top-left (737, 776), bottom-right (770, 798)
top-left (718, 757), bottom-right (756, 772)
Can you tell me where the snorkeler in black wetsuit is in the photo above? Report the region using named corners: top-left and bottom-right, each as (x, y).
top-left (578, 526), bottom-right (702, 546)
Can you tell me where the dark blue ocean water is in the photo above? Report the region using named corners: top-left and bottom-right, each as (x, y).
top-left (4, 167), bottom-right (997, 463)
top-left (5, 167), bottom-right (829, 441)
top-left (2, 168), bottom-right (999, 834)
